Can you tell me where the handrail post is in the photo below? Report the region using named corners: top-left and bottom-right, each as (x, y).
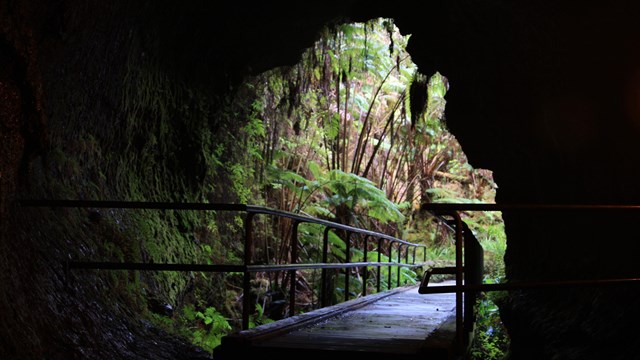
top-left (242, 212), bottom-right (256, 330)
top-left (345, 231), bottom-right (351, 302)
top-left (377, 237), bottom-right (382, 293)
top-left (462, 219), bottom-right (483, 348)
top-left (388, 240), bottom-right (394, 290)
top-left (289, 220), bottom-right (301, 317)
top-left (321, 227), bottom-right (332, 307)
top-left (397, 244), bottom-right (403, 286)
top-left (450, 211), bottom-right (465, 354)
top-left (363, 235), bottom-right (369, 296)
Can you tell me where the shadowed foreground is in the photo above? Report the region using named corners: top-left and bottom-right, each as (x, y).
top-left (215, 282), bottom-right (458, 360)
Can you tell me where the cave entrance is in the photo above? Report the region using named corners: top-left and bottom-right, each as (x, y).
top-left (232, 17), bottom-right (508, 359)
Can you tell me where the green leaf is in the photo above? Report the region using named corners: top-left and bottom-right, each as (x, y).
top-left (328, 231), bottom-right (346, 250)
top-left (308, 161), bottom-right (322, 181)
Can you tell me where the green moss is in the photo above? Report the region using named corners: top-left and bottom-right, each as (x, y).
top-left (31, 17), bottom-right (264, 351)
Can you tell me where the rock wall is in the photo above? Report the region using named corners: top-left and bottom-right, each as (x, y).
top-left (381, 2), bottom-right (640, 359)
top-left (3, 1), bottom-right (640, 359)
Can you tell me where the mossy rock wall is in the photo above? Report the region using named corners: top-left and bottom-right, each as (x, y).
top-left (1, 1), bottom-right (252, 358)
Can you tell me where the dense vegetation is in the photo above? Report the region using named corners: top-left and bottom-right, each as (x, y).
top-left (32, 14), bottom-right (507, 358)
top-left (208, 18), bottom-right (509, 358)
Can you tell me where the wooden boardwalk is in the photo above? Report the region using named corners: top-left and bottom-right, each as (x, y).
top-left (214, 282), bottom-right (459, 360)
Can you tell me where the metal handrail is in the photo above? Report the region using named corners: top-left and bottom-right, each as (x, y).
top-left (421, 203), bottom-right (640, 211)
top-left (65, 261), bottom-right (422, 272)
top-left (25, 200), bottom-right (640, 355)
top-left (419, 202), bottom-right (640, 356)
top-left (19, 199), bottom-right (430, 330)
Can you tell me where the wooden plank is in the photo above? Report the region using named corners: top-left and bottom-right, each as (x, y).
top-left (219, 285), bottom-right (415, 345)
top-left (215, 282), bottom-right (458, 360)
top-left (259, 287), bottom-right (455, 351)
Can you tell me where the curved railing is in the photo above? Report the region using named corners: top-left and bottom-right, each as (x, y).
top-left (19, 199), bottom-right (432, 329)
top-left (419, 202), bottom-right (640, 354)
